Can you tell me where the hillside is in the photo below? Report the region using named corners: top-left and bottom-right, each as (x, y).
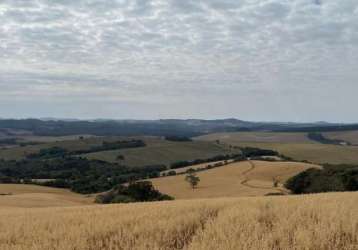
top-left (0, 192), bottom-right (356, 249)
top-left (150, 160), bottom-right (320, 199)
top-left (0, 184), bottom-right (93, 208)
top-left (0, 136), bottom-right (236, 168)
top-left (83, 140), bottom-right (235, 167)
top-left (324, 130), bottom-right (358, 145)
top-left (196, 132), bottom-right (358, 164)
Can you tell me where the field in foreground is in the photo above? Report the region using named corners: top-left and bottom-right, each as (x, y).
top-left (0, 184), bottom-right (93, 208)
top-left (151, 160), bottom-right (320, 199)
top-left (0, 192), bottom-right (357, 250)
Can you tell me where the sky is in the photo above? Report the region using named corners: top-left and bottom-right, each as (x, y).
top-left (0, 0), bottom-right (357, 122)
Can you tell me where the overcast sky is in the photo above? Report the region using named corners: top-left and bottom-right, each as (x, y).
top-left (0, 0), bottom-right (357, 122)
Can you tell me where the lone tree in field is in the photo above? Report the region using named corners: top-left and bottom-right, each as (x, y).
top-left (185, 172), bottom-right (200, 189)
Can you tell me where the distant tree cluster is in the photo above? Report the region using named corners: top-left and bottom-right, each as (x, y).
top-left (164, 136), bottom-right (192, 142)
top-left (239, 147), bottom-right (279, 158)
top-left (307, 132), bottom-right (349, 145)
top-left (95, 181), bottom-right (173, 204)
top-left (285, 164), bottom-right (358, 194)
top-left (170, 154), bottom-right (244, 169)
top-left (27, 140), bottom-right (146, 159)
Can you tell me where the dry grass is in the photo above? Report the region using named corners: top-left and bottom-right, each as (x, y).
top-left (150, 161), bottom-right (320, 199)
top-left (0, 184), bottom-right (93, 208)
top-left (0, 192), bottom-right (357, 250)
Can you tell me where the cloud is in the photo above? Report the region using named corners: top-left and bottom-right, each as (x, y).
top-left (0, 0), bottom-right (357, 121)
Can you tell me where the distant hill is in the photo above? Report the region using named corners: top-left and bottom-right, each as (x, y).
top-left (0, 118), bottom-right (357, 137)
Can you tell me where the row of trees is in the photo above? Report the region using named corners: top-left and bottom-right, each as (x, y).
top-left (27, 140), bottom-right (146, 159)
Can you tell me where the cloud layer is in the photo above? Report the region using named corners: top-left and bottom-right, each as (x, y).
top-left (0, 0), bottom-right (357, 121)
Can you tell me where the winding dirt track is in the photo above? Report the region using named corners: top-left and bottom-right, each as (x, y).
top-left (240, 160), bottom-right (288, 194)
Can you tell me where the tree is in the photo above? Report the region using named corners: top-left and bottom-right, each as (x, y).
top-left (185, 172), bottom-right (200, 189)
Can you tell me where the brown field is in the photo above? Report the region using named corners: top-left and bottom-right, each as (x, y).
top-left (324, 130), bottom-right (358, 145)
top-left (195, 131), bottom-right (315, 143)
top-left (151, 160), bottom-right (320, 199)
top-left (0, 192), bottom-right (357, 250)
top-left (0, 184), bottom-right (93, 208)
top-left (196, 132), bottom-right (358, 164)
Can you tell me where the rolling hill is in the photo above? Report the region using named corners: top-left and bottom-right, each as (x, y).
top-left (196, 132), bottom-right (358, 164)
top-left (0, 184), bottom-right (93, 208)
top-left (0, 136), bottom-right (237, 168)
top-left (150, 160), bottom-right (321, 199)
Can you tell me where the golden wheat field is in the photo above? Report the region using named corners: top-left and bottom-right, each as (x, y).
top-left (0, 184), bottom-right (93, 208)
top-left (0, 192), bottom-right (357, 250)
top-left (151, 160), bottom-right (321, 199)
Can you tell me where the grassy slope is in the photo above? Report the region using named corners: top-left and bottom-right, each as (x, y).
top-left (151, 160), bottom-right (320, 199)
top-left (83, 141), bottom-right (236, 167)
top-left (195, 132), bottom-right (316, 143)
top-left (0, 136), bottom-right (117, 160)
top-left (0, 184), bottom-right (93, 208)
top-left (0, 136), bottom-right (236, 168)
top-left (0, 192), bottom-right (357, 250)
top-left (196, 132), bottom-right (358, 164)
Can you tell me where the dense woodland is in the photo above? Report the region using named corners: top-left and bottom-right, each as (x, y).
top-left (285, 164), bottom-right (358, 194)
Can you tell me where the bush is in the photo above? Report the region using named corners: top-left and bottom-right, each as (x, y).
top-left (167, 171), bottom-right (177, 176)
top-left (95, 181), bottom-right (174, 204)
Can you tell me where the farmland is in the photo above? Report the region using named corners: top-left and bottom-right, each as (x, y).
top-left (151, 160), bottom-right (320, 199)
top-left (0, 136), bottom-right (236, 168)
top-left (83, 140), bottom-right (235, 167)
top-left (196, 132), bottom-right (358, 164)
top-left (324, 130), bottom-right (358, 145)
top-left (0, 184), bottom-right (92, 208)
top-left (0, 192), bottom-right (357, 250)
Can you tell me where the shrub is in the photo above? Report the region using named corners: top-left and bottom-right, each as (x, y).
top-left (95, 181), bottom-right (174, 204)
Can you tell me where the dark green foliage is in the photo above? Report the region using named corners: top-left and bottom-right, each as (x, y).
top-left (170, 154), bottom-right (242, 169)
top-left (167, 170), bottom-right (177, 176)
top-left (307, 132), bottom-right (348, 145)
top-left (26, 140), bottom-right (146, 159)
top-left (0, 157), bottom-right (166, 194)
top-left (95, 181), bottom-right (174, 204)
top-left (164, 136), bottom-right (192, 142)
top-left (27, 147), bottom-right (68, 159)
top-left (285, 164), bottom-right (358, 194)
top-left (240, 147), bottom-right (279, 158)
top-left (185, 172), bottom-right (200, 189)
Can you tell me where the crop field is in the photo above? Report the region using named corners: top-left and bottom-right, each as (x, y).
top-left (0, 192), bottom-right (357, 250)
top-left (83, 141), bottom-right (236, 167)
top-left (324, 130), bottom-right (358, 145)
top-left (195, 132), bottom-right (315, 143)
top-left (0, 184), bottom-right (93, 208)
top-left (151, 160), bottom-right (320, 199)
top-left (196, 132), bottom-right (358, 164)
